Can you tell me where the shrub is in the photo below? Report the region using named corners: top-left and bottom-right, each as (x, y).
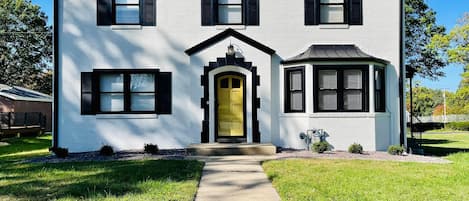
top-left (312, 141), bottom-right (330, 153)
top-left (144, 144), bottom-right (159, 154)
top-left (51, 147), bottom-right (68, 158)
top-left (387, 145), bottom-right (404, 155)
top-left (348, 143), bottom-right (364, 154)
top-left (446, 122), bottom-right (469, 131)
top-left (99, 145), bottom-right (114, 156)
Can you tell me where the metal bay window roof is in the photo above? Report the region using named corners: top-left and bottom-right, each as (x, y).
top-left (282, 45), bottom-right (389, 65)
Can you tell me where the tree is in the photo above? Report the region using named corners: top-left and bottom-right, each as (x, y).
top-left (405, 0), bottom-right (447, 79)
top-left (0, 0), bottom-right (52, 94)
top-left (432, 13), bottom-right (469, 114)
top-left (406, 85), bottom-right (443, 117)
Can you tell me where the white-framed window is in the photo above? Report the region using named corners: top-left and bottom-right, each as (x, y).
top-left (319, 0), bottom-right (346, 24)
top-left (114, 0), bottom-right (140, 25)
top-left (98, 71), bottom-right (157, 113)
top-left (217, 0), bottom-right (243, 25)
top-left (315, 65), bottom-right (369, 112)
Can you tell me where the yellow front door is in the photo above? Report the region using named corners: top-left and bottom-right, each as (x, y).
top-left (217, 75), bottom-right (244, 137)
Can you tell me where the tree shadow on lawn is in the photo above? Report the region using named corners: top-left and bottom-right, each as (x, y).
top-left (409, 138), bottom-right (469, 157)
top-left (0, 160), bottom-right (204, 201)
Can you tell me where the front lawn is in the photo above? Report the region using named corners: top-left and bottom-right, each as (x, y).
top-left (263, 153), bottom-right (469, 201)
top-left (0, 135), bottom-right (204, 201)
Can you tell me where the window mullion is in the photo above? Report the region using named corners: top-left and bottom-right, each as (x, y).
top-left (124, 73), bottom-right (131, 112)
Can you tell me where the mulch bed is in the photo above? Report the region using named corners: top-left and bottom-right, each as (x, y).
top-left (26, 148), bottom-right (451, 164)
top-left (26, 149), bottom-right (188, 163)
top-left (276, 149), bottom-right (451, 164)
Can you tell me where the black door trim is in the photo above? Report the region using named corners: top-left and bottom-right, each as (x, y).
top-left (200, 54), bottom-right (261, 143)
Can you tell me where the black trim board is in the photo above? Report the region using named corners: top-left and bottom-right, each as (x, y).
top-left (185, 28), bottom-right (275, 56)
top-left (53, 0), bottom-right (59, 148)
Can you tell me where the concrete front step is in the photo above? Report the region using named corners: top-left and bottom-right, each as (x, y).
top-left (186, 143), bottom-right (277, 156)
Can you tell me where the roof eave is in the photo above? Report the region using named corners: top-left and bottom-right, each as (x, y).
top-left (281, 57), bottom-right (390, 65)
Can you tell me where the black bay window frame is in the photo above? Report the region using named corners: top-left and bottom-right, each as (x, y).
top-left (113, 0), bottom-right (141, 25)
top-left (314, 65), bottom-right (369, 113)
top-left (95, 69), bottom-right (159, 114)
top-left (374, 66), bottom-right (386, 112)
top-left (284, 66), bottom-right (306, 113)
top-left (319, 0), bottom-right (348, 24)
top-left (216, 0), bottom-right (245, 25)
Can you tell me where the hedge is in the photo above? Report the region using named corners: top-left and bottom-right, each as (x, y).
top-left (446, 122), bottom-right (469, 131)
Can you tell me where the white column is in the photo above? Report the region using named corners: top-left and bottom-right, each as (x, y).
top-left (369, 64), bottom-right (375, 114)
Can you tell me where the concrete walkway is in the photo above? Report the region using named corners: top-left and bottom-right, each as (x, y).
top-left (193, 155), bottom-right (281, 201)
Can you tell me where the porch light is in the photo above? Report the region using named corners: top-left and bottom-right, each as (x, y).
top-left (227, 44), bottom-right (235, 56)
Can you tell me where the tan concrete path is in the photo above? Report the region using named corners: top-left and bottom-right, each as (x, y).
top-left (192, 155), bottom-right (281, 201)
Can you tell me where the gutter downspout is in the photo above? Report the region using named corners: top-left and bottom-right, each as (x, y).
top-left (52, 0), bottom-right (59, 149)
top-left (399, 0), bottom-right (406, 147)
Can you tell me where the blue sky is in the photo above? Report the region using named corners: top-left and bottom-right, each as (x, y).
top-left (31, 0), bottom-right (468, 91)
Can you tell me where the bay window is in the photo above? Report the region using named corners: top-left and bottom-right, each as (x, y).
top-left (315, 66), bottom-right (368, 112)
top-left (285, 67), bottom-right (305, 113)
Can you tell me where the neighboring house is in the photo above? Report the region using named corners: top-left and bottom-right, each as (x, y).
top-left (0, 84), bottom-right (52, 133)
top-left (54, 0), bottom-right (406, 152)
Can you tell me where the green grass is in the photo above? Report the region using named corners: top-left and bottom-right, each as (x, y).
top-left (263, 153), bottom-right (469, 201)
top-left (417, 133), bottom-right (469, 156)
top-left (0, 135), bottom-right (204, 201)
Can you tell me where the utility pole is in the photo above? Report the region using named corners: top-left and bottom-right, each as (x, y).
top-left (443, 88), bottom-right (447, 124)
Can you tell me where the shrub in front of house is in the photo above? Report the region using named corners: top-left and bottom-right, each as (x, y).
top-left (51, 147), bottom-right (68, 158)
top-left (446, 122), bottom-right (469, 131)
top-left (99, 145), bottom-right (114, 156)
top-left (144, 144), bottom-right (159, 154)
top-left (387, 145), bottom-right (404, 155)
top-left (348, 143), bottom-right (364, 154)
top-left (312, 141), bottom-right (330, 153)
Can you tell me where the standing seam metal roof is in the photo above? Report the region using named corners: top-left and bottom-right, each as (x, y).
top-left (282, 44), bottom-right (389, 64)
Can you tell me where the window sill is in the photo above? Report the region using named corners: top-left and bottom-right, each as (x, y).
top-left (319, 24), bottom-right (349, 29)
top-left (111, 25), bottom-right (142, 30)
top-left (309, 113), bottom-right (375, 118)
top-left (96, 114), bottom-right (158, 119)
top-left (216, 25), bottom-right (246, 30)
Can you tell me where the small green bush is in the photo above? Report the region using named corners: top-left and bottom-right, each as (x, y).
top-left (99, 145), bottom-right (114, 156)
top-left (312, 141), bottom-right (330, 153)
top-left (387, 145), bottom-right (404, 155)
top-left (348, 143), bottom-right (363, 154)
top-left (51, 147), bottom-right (68, 158)
top-left (144, 144), bottom-right (159, 154)
top-left (446, 122), bottom-right (469, 131)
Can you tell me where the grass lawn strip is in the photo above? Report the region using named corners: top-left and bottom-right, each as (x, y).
top-left (263, 153), bottom-right (469, 201)
top-left (0, 136), bottom-right (204, 201)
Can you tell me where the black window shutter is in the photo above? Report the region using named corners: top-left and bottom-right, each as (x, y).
top-left (305, 0), bottom-right (319, 25)
top-left (97, 0), bottom-right (112, 26)
top-left (349, 0), bottom-right (362, 25)
top-left (81, 72), bottom-right (95, 115)
top-left (141, 0), bottom-right (156, 26)
top-left (245, 0), bottom-right (259, 25)
top-left (157, 72), bottom-right (172, 114)
top-left (201, 0), bottom-right (214, 26)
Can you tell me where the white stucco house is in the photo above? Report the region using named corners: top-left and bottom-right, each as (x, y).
top-left (53, 0), bottom-right (406, 152)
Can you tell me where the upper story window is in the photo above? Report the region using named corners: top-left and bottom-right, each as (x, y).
top-left (314, 66), bottom-right (369, 112)
top-left (97, 0), bottom-right (156, 26)
top-left (114, 0), bottom-right (140, 25)
top-left (305, 0), bottom-right (362, 25)
top-left (319, 0), bottom-right (345, 24)
top-left (201, 0), bottom-right (259, 26)
top-left (217, 0), bottom-right (243, 25)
